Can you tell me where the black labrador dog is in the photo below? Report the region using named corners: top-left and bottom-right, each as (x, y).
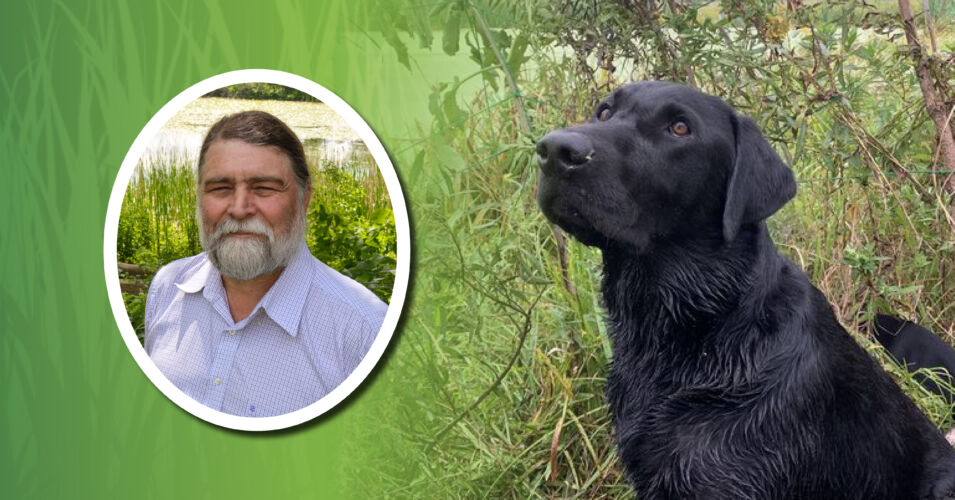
top-left (536, 81), bottom-right (955, 499)
top-left (874, 314), bottom-right (955, 406)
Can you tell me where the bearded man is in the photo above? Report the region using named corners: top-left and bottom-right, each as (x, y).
top-left (145, 110), bottom-right (387, 418)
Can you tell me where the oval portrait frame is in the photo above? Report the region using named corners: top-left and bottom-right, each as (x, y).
top-left (103, 69), bottom-right (410, 431)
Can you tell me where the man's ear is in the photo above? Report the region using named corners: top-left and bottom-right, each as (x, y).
top-left (303, 183), bottom-right (313, 211)
top-left (722, 114), bottom-right (797, 242)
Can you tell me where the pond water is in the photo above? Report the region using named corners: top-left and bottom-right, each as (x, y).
top-left (142, 97), bottom-right (371, 168)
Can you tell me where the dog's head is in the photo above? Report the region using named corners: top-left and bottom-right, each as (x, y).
top-left (536, 82), bottom-right (796, 252)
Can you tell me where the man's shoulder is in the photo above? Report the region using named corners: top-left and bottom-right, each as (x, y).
top-left (150, 253), bottom-right (209, 292)
top-left (302, 252), bottom-right (388, 325)
top-left (145, 253), bottom-right (210, 337)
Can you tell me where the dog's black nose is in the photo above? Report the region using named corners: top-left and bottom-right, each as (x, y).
top-left (536, 130), bottom-right (594, 176)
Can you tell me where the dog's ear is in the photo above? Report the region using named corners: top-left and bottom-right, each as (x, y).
top-left (723, 114), bottom-right (797, 242)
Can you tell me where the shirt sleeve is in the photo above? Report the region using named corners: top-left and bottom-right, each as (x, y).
top-left (143, 265), bottom-right (170, 350)
top-left (337, 311), bottom-right (381, 375)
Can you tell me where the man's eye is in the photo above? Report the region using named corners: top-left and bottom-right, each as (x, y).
top-left (597, 107), bottom-right (612, 121)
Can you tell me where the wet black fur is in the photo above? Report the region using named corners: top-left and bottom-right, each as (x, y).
top-left (536, 82), bottom-right (955, 499)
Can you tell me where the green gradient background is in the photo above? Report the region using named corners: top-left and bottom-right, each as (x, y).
top-left (0, 1), bottom-right (458, 497)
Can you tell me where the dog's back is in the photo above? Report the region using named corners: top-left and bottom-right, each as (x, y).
top-left (802, 289), bottom-right (955, 498)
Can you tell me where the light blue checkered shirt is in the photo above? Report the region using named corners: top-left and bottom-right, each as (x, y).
top-left (144, 242), bottom-right (387, 417)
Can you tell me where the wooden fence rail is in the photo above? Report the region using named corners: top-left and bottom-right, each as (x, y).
top-left (118, 262), bottom-right (154, 294)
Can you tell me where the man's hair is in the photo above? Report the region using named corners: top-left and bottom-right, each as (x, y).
top-left (197, 110), bottom-right (310, 191)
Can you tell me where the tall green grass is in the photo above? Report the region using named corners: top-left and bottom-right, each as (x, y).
top-left (119, 154), bottom-right (200, 266)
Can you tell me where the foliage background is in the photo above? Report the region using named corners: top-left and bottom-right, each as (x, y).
top-left (360, 0), bottom-right (955, 498)
top-left (205, 82), bottom-right (320, 101)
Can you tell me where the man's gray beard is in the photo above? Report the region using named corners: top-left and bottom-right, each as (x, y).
top-left (198, 207), bottom-right (306, 281)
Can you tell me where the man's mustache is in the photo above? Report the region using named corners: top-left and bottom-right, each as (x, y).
top-left (211, 217), bottom-right (274, 242)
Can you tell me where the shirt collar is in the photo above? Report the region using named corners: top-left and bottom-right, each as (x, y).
top-left (175, 257), bottom-right (217, 294)
top-left (173, 242), bottom-right (313, 338)
top-left (259, 242), bottom-right (312, 337)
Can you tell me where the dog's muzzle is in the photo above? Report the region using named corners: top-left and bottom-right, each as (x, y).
top-left (536, 130), bottom-right (594, 177)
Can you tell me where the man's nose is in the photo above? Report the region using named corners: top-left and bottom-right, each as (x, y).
top-left (227, 186), bottom-right (256, 219)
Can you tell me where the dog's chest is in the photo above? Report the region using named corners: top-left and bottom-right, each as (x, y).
top-left (603, 311), bottom-right (719, 428)
top-left (602, 303), bottom-right (770, 491)
top-left (604, 331), bottom-right (713, 494)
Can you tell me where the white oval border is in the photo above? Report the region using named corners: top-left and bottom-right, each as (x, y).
top-left (103, 69), bottom-right (410, 431)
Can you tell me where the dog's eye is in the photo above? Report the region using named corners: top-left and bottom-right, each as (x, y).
top-left (669, 121), bottom-right (690, 137)
top-left (597, 106), bottom-right (612, 121)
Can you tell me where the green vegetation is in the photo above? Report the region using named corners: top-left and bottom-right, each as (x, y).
top-left (204, 83), bottom-right (318, 102)
top-left (360, 0), bottom-right (955, 497)
top-left (306, 158), bottom-right (397, 300)
top-left (119, 154), bottom-right (201, 267)
top-left (118, 153), bottom-right (396, 343)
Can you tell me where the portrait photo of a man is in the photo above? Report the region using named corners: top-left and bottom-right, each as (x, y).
top-left (141, 109), bottom-right (388, 418)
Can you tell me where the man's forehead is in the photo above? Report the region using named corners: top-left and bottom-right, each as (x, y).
top-left (200, 139), bottom-right (295, 182)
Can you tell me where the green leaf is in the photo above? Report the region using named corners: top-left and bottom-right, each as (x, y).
top-left (506, 32), bottom-right (530, 76)
top-left (434, 144), bottom-right (467, 173)
top-left (442, 7), bottom-right (462, 56)
top-left (379, 20), bottom-right (409, 69)
top-left (441, 78), bottom-right (467, 124)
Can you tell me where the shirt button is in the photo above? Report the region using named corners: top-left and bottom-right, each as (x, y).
top-left (228, 330), bottom-right (236, 336)
top-left (214, 377), bottom-right (222, 385)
